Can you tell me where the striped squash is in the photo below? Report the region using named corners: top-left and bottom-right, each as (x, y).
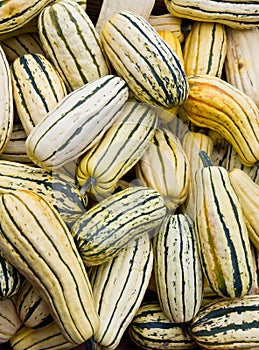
top-left (1, 32), bottom-right (44, 62)
top-left (183, 21), bottom-right (227, 78)
top-left (0, 17), bottom-right (38, 42)
top-left (0, 123), bottom-right (32, 164)
top-left (148, 14), bottom-right (184, 43)
top-left (194, 155), bottom-right (253, 299)
top-left (225, 27), bottom-right (259, 108)
top-left (0, 0), bottom-right (52, 35)
top-left (164, 0), bottom-right (259, 29)
top-left (25, 74), bottom-right (129, 170)
top-left (181, 131), bottom-right (214, 220)
top-left (100, 11), bottom-right (189, 109)
top-left (157, 30), bottom-right (184, 66)
top-left (75, 0), bottom-right (87, 10)
top-left (229, 168), bottom-right (259, 251)
top-left (128, 300), bottom-right (196, 349)
top-left (95, 0), bottom-right (156, 33)
top-left (10, 322), bottom-right (76, 350)
top-left (0, 298), bottom-right (22, 344)
top-left (15, 279), bottom-right (53, 329)
top-left (0, 44), bottom-right (13, 154)
top-left (182, 74), bottom-right (259, 167)
top-left (153, 213), bottom-right (203, 323)
top-left (0, 190), bottom-right (99, 344)
top-left (38, 0), bottom-right (111, 91)
top-left (76, 101), bottom-right (158, 201)
top-left (0, 160), bottom-right (86, 227)
top-left (90, 234), bottom-right (153, 349)
top-left (191, 295), bottom-right (259, 349)
top-left (156, 30), bottom-right (184, 120)
top-left (225, 144), bottom-right (259, 185)
top-left (71, 186), bottom-right (166, 266)
top-left (209, 137), bottom-right (230, 168)
top-left (135, 127), bottom-right (190, 212)
top-left (0, 254), bottom-right (22, 300)
top-left (11, 53), bottom-right (67, 135)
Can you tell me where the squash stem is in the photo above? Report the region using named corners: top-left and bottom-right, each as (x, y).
top-left (80, 176), bottom-right (96, 195)
top-left (199, 150), bottom-right (213, 167)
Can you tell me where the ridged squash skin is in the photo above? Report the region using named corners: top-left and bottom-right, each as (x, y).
top-left (15, 279), bottom-right (52, 329)
top-left (38, 0), bottom-right (111, 91)
top-left (25, 74), bottom-right (129, 170)
top-left (0, 124), bottom-right (31, 164)
top-left (0, 190), bottom-right (99, 345)
top-left (183, 21), bottom-right (227, 77)
top-left (191, 295), bottom-right (259, 349)
top-left (0, 298), bottom-right (23, 344)
top-left (153, 214), bottom-right (203, 323)
top-left (0, 0), bottom-right (52, 35)
top-left (128, 301), bottom-right (196, 350)
top-left (225, 27), bottom-right (259, 108)
top-left (0, 254), bottom-right (22, 300)
top-left (181, 131), bottom-right (214, 220)
top-left (155, 30), bottom-right (184, 120)
top-left (95, 0), bottom-right (155, 33)
top-left (0, 160), bottom-right (86, 227)
top-left (11, 53), bottom-right (67, 135)
top-left (76, 101), bottom-right (158, 201)
top-left (229, 169), bottom-right (259, 251)
top-left (157, 30), bottom-right (184, 66)
top-left (164, 0), bottom-right (259, 29)
top-left (135, 127), bottom-right (190, 211)
top-left (10, 322), bottom-right (76, 350)
top-left (194, 164), bottom-right (253, 299)
top-left (0, 44), bottom-right (13, 154)
top-left (1, 33), bottom-right (44, 62)
top-left (71, 186), bottom-right (166, 266)
top-left (147, 13), bottom-right (184, 42)
top-left (90, 234), bottom-right (153, 350)
top-left (100, 11), bottom-right (189, 109)
top-left (182, 74), bottom-right (259, 167)
top-left (225, 144), bottom-right (259, 184)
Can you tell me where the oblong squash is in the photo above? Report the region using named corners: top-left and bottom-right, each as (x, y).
top-left (0, 190), bottom-right (99, 344)
top-left (100, 11), bottom-right (189, 109)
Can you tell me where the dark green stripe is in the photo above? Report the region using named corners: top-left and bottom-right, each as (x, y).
top-left (49, 5), bottom-right (88, 85)
top-left (89, 106), bottom-right (157, 182)
top-left (65, 2), bottom-right (103, 76)
top-left (20, 55), bottom-right (49, 113)
top-left (120, 12), bottom-right (187, 104)
top-left (177, 215), bottom-right (187, 319)
top-left (11, 63), bottom-right (33, 125)
top-left (82, 201), bottom-right (164, 258)
top-left (103, 14), bottom-right (187, 107)
top-left (0, 162), bottom-right (84, 215)
top-left (33, 53), bottom-right (62, 103)
top-left (73, 186), bottom-right (145, 230)
top-left (31, 76), bottom-right (127, 161)
top-left (160, 216), bottom-right (174, 317)
top-left (39, 11), bottom-right (72, 90)
top-left (78, 192), bottom-right (162, 242)
top-left (153, 131), bottom-right (168, 193)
